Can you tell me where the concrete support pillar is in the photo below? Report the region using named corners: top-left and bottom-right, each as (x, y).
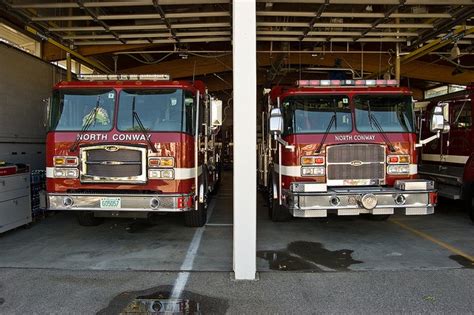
top-left (232, 0), bottom-right (257, 280)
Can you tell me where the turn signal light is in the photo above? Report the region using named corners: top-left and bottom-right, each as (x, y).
top-left (54, 156), bottom-right (78, 167)
top-left (148, 157), bottom-right (175, 168)
top-left (54, 157), bottom-right (65, 166)
top-left (301, 156), bottom-right (325, 165)
top-left (387, 155), bottom-right (410, 164)
top-left (399, 155), bottom-right (410, 164)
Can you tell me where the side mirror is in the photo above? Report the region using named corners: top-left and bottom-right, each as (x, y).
top-left (43, 97), bottom-right (51, 128)
top-left (210, 98), bottom-right (222, 126)
top-left (269, 108), bottom-right (283, 135)
top-left (430, 103), bottom-right (449, 133)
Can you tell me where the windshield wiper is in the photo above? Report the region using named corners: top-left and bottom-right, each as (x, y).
top-left (316, 113), bottom-right (336, 153)
top-left (367, 101), bottom-right (396, 152)
top-left (131, 96), bottom-right (157, 153)
top-left (70, 96), bottom-right (101, 152)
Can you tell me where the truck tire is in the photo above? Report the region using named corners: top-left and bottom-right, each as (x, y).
top-left (270, 200), bottom-right (292, 222)
top-left (470, 208), bottom-right (474, 223)
top-left (77, 211), bottom-right (103, 226)
top-left (184, 201), bottom-right (207, 227)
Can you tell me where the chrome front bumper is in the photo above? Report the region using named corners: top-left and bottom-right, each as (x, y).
top-left (47, 193), bottom-right (194, 212)
top-left (284, 180), bottom-right (436, 218)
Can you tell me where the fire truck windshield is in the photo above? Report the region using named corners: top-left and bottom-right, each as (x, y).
top-left (354, 95), bottom-right (414, 132)
top-left (117, 89), bottom-right (194, 133)
top-left (282, 95), bottom-right (352, 134)
top-left (50, 89), bottom-right (115, 131)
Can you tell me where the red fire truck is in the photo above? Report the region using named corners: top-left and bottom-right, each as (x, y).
top-left (258, 79), bottom-right (445, 221)
top-left (419, 84), bottom-right (474, 222)
top-left (45, 74), bottom-right (222, 227)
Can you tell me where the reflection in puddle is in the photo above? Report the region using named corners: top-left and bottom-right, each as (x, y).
top-left (449, 255), bottom-right (474, 269)
top-left (121, 297), bottom-right (198, 314)
top-left (258, 241), bottom-right (362, 271)
top-left (98, 285), bottom-right (228, 314)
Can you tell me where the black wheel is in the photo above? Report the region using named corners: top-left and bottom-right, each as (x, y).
top-left (367, 214), bottom-right (391, 221)
top-left (184, 201), bottom-right (207, 227)
top-left (469, 208), bottom-right (474, 223)
top-left (77, 211), bottom-right (103, 226)
top-left (270, 200), bottom-right (291, 222)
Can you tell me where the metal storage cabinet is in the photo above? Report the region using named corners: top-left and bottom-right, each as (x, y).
top-left (0, 173), bottom-right (31, 233)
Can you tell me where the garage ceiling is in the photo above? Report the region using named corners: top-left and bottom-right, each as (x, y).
top-left (1, 0), bottom-right (473, 94)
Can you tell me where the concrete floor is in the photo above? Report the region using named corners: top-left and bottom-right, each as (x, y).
top-left (0, 171), bottom-right (473, 313)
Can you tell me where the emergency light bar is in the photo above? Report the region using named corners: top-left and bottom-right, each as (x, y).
top-left (296, 79), bottom-right (398, 87)
top-left (77, 74), bottom-right (171, 81)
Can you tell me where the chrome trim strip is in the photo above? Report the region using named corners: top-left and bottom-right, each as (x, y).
top-left (274, 164), bottom-right (301, 177)
top-left (422, 153), bottom-right (469, 164)
top-left (175, 166), bottom-right (203, 180)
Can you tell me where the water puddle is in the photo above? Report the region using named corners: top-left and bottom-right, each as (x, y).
top-left (97, 285), bottom-right (228, 314)
top-left (449, 255), bottom-right (474, 269)
top-left (258, 241), bottom-right (362, 271)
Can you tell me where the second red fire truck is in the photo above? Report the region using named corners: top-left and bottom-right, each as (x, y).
top-left (258, 79), bottom-right (446, 221)
top-left (419, 84), bottom-right (474, 222)
top-left (45, 74), bottom-right (222, 227)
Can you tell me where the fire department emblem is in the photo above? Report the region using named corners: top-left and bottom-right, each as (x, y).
top-left (105, 145), bottom-right (119, 152)
top-left (350, 160), bottom-right (363, 167)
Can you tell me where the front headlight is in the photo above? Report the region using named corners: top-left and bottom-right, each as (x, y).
top-left (387, 164), bottom-right (410, 174)
top-left (149, 169), bottom-right (175, 179)
top-left (301, 166), bottom-right (325, 176)
top-left (54, 168), bottom-right (79, 178)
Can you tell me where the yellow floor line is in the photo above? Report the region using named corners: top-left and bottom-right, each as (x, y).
top-left (390, 219), bottom-right (474, 263)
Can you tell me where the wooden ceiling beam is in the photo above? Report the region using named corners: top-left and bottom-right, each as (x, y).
top-left (257, 53), bottom-right (474, 86)
top-left (121, 54), bottom-right (233, 78)
top-left (64, 49), bottom-right (472, 86)
top-left (41, 42), bottom-right (161, 61)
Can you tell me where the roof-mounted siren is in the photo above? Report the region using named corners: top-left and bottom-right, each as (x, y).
top-left (77, 74), bottom-right (171, 81)
top-left (296, 79), bottom-right (399, 87)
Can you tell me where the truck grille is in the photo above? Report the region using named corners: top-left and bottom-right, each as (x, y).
top-left (80, 145), bottom-right (147, 183)
top-left (326, 144), bottom-right (385, 185)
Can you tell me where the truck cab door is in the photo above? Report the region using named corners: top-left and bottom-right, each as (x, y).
top-left (448, 100), bottom-right (472, 159)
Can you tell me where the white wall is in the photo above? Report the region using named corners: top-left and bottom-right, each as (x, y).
top-left (0, 43), bottom-right (65, 170)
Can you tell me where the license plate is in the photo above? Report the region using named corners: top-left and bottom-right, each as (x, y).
top-left (100, 197), bottom-right (121, 209)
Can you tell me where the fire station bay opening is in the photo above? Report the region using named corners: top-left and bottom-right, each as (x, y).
top-left (0, 0), bottom-right (474, 312)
